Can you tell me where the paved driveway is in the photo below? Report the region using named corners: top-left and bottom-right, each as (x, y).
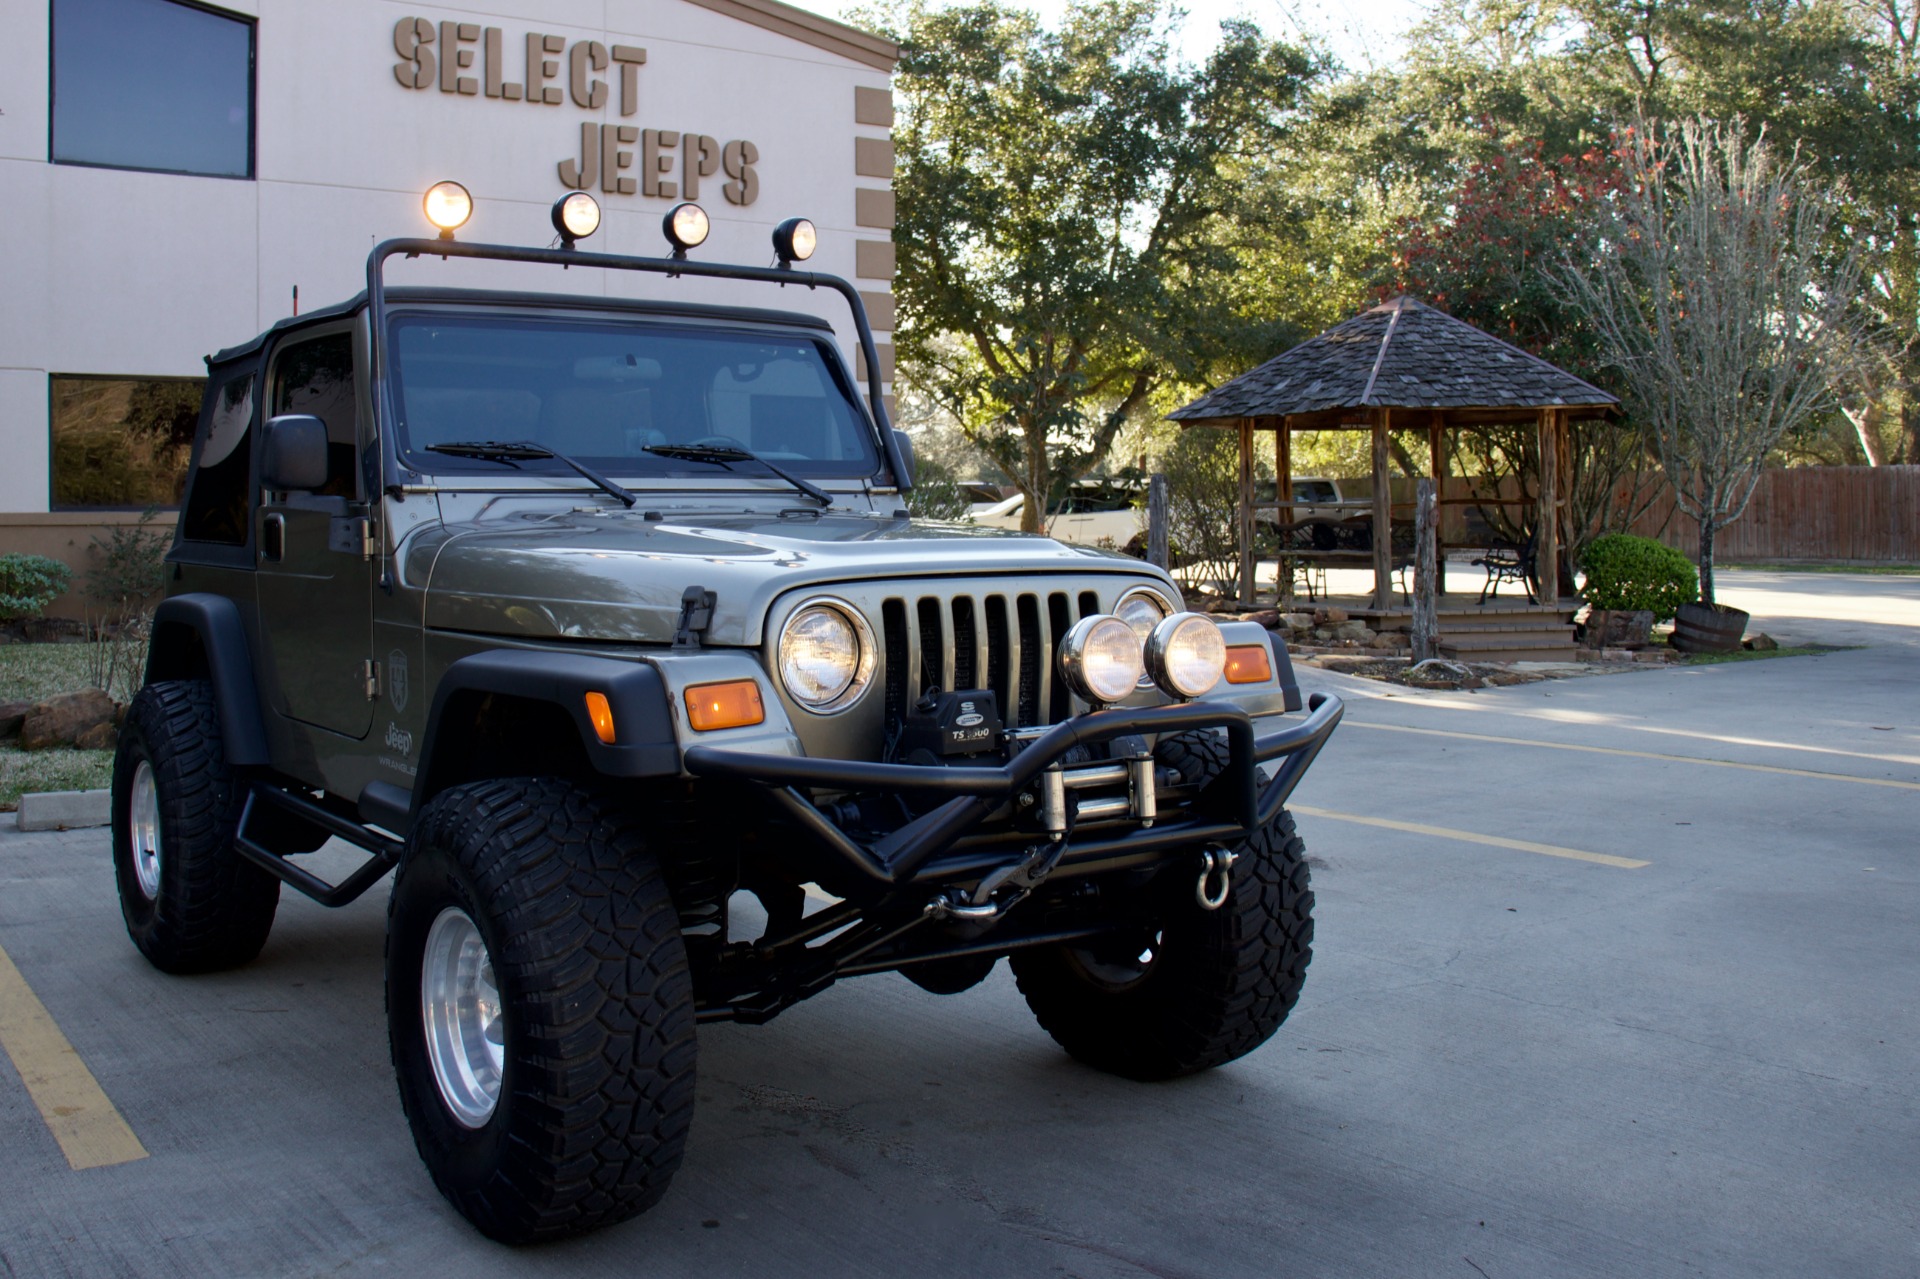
top-left (1, 571), bottom-right (1914, 1277)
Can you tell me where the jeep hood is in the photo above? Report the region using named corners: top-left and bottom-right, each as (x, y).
top-left (418, 510), bottom-right (1172, 645)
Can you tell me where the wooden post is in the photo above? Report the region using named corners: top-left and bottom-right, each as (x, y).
top-left (1146, 472), bottom-right (1169, 571)
top-left (1536, 407), bottom-right (1560, 608)
top-left (1413, 478), bottom-right (1438, 662)
top-left (1238, 418), bottom-right (1256, 607)
top-left (1427, 410), bottom-right (1447, 596)
top-left (1276, 418), bottom-right (1294, 606)
top-left (1370, 407), bottom-right (1393, 610)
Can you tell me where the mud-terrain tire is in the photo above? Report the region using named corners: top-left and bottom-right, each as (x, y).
top-left (112, 680), bottom-right (279, 973)
top-left (1010, 806), bottom-right (1313, 1080)
top-left (1154, 728), bottom-right (1230, 788)
top-left (387, 779), bottom-right (697, 1244)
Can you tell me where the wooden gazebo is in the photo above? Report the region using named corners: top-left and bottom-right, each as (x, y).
top-left (1169, 296), bottom-right (1619, 609)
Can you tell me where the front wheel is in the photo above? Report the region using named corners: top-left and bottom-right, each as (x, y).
top-left (386, 779), bottom-right (697, 1243)
top-left (1010, 807), bottom-right (1314, 1080)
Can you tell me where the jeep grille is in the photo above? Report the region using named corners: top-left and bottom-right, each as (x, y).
top-left (880, 588), bottom-right (1104, 729)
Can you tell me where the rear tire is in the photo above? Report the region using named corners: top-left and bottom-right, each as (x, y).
top-left (112, 680), bottom-right (279, 973)
top-left (386, 778), bottom-right (697, 1243)
top-left (1010, 807), bottom-right (1313, 1080)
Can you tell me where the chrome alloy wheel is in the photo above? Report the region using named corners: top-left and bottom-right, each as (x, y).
top-left (128, 759), bottom-right (162, 901)
top-left (421, 907), bottom-right (505, 1128)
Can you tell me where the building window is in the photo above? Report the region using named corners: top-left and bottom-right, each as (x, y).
top-left (50, 375), bottom-right (203, 509)
top-left (50, 0), bottom-right (255, 179)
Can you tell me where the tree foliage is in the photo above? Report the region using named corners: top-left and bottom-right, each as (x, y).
top-left (1552, 118), bottom-right (1869, 603)
top-left (887, 0), bottom-right (1321, 528)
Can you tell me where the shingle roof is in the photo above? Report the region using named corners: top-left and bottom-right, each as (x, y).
top-left (1168, 296), bottom-right (1618, 423)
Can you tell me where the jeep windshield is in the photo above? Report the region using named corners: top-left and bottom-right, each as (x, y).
top-left (386, 313), bottom-right (880, 481)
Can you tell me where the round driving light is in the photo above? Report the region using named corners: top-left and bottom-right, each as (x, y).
top-left (778, 600), bottom-right (875, 713)
top-left (423, 180), bottom-right (472, 236)
top-left (1058, 614), bottom-right (1146, 706)
top-left (773, 217), bottom-right (817, 265)
top-left (552, 191), bottom-right (601, 244)
top-left (1145, 612), bottom-right (1227, 699)
top-left (663, 202), bottom-right (710, 254)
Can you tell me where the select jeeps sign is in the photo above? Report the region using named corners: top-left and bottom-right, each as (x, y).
top-left (391, 18), bottom-right (761, 205)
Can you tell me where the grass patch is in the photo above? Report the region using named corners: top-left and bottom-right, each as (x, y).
top-left (1678, 644), bottom-right (1847, 665)
top-left (0, 747), bottom-right (113, 811)
top-left (2, 642), bottom-right (124, 812)
top-left (1720, 563), bottom-right (1920, 576)
top-left (0, 642), bottom-right (103, 704)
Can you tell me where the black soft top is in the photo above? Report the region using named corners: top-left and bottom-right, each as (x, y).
top-left (205, 287), bottom-right (836, 367)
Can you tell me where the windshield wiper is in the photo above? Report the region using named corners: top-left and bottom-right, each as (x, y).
top-left (425, 441), bottom-right (637, 508)
top-left (644, 443), bottom-right (833, 507)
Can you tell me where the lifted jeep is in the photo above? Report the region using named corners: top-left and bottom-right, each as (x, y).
top-left (112, 188), bottom-right (1343, 1243)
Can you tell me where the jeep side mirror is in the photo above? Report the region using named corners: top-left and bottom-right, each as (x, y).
top-left (891, 429), bottom-right (915, 486)
top-left (261, 414), bottom-right (330, 491)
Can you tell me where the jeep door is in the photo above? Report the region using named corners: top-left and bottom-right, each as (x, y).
top-left (254, 326), bottom-right (375, 739)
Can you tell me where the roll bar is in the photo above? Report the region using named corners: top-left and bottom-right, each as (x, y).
top-left (362, 236), bottom-right (910, 496)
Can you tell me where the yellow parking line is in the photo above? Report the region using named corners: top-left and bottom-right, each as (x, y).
top-left (0, 938), bottom-right (148, 1170)
top-left (1291, 805), bottom-right (1651, 869)
top-left (1348, 722), bottom-right (1920, 791)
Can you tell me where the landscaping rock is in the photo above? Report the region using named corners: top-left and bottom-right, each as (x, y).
top-left (1582, 608), bottom-right (1654, 650)
top-left (17, 688), bottom-right (117, 751)
top-left (1331, 620), bottom-right (1375, 643)
top-left (1243, 609), bottom-right (1280, 629)
top-left (1635, 649), bottom-right (1678, 664)
top-left (1314, 606), bottom-right (1349, 626)
top-left (1369, 631), bottom-right (1409, 650)
top-left (74, 721), bottom-right (119, 751)
top-left (0, 699), bottom-right (32, 740)
top-left (1744, 633), bottom-right (1779, 651)
top-left (1280, 612), bottom-right (1316, 632)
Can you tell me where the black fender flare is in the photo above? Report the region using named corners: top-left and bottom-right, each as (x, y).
top-left (413, 650), bottom-right (681, 807)
top-left (147, 594), bottom-right (271, 766)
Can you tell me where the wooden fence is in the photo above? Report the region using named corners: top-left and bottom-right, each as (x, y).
top-left (1624, 466), bottom-right (1920, 564)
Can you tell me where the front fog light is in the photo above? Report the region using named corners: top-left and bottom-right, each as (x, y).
top-left (1145, 613), bottom-right (1226, 699)
top-left (1059, 614), bottom-right (1145, 705)
top-left (778, 600), bottom-right (874, 712)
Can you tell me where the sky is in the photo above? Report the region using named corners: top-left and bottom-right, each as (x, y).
top-left (811, 0), bottom-right (1435, 74)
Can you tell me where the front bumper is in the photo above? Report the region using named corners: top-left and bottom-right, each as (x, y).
top-left (683, 692), bottom-right (1344, 893)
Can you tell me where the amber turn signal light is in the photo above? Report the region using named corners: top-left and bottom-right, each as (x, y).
top-left (585, 691), bottom-right (617, 744)
top-left (685, 680), bottom-right (765, 731)
top-left (1223, 644), bottom-right (1272, 685)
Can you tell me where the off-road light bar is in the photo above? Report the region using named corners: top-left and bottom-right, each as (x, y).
top-left (423, 181), bottom-right (472, 238)
top-left (1144, 612), bottom-right (1227, 699)
top-left (663, 202), bottom-right (711, 257)
top-left (773, 217), bottom-right (817, 268)
top-left (1058, 614), bottom-right (1146, 706)
top-left (552, 192), bottom-right (601, 248)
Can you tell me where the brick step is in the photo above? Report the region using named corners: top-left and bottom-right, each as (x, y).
top-left (1437, 646), bottom-right (1586, 663)
top-left (1436, 619), bottom-right (1578, 634)
top-left (1440, 633), bottom-right (1578, 653)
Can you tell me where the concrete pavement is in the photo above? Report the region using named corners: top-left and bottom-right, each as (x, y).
top-left (0, 569), bottom-right (1914, 1277)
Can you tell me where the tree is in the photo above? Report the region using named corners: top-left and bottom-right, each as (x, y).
top-left (886, 0), bottom-right (1320, 529)
top-left (1554, 119), bottom-right (1870, 604)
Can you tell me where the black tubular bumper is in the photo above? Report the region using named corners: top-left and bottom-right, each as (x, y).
top-left (683, 693), bottom-right (1343, 890)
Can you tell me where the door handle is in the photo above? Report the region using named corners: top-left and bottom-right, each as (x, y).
top-left (262, 513), bottom-right (286, 562)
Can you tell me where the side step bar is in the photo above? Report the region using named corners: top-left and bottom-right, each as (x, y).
top-left (233, 785), bottom-right (403, 908)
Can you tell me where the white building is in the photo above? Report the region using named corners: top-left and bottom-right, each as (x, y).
top-left (0, 0), bottom-right (897, 615)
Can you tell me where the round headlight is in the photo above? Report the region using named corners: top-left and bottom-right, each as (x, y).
top-left (1114, 588), bottom-right (1169, 644)
top-left (778, 601), bottom-right (874, 712)
top-left (1145, 613), bottom-right (1227, 699)
top-left (663, 201), bottom-right (710, 253)
top-left (423, 180), bottom-right (472, 235)
top-left (1059, 614), bottom-right (1146, 705)
top-left (552, 191), bottom-right (601, 243)
top-left (773, 217), bottom-right (816, 265)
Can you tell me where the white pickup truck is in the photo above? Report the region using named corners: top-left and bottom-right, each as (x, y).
top-left (970, 487), bottom-right (1146, 551)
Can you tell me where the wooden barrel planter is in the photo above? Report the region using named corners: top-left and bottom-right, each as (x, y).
top-left (1671, 602), bottom-right (1749, 653)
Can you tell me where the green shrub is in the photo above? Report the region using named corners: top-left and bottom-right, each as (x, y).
top-left (0, 554), bottom-right (73, 623)
top-left (1579, 533), bottom-right (1699, 621)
